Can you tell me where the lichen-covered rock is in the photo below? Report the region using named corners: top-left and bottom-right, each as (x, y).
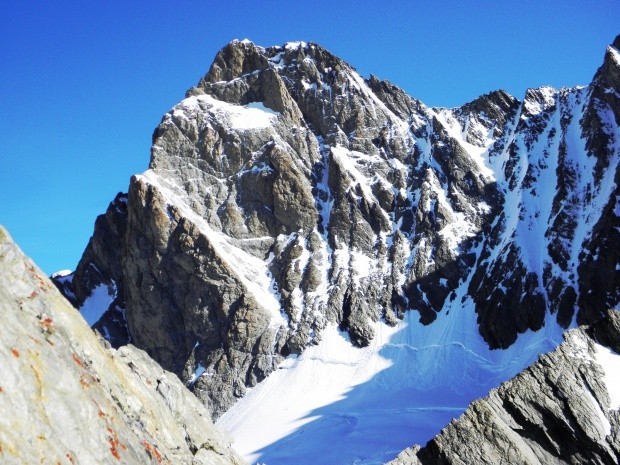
top-left (61, 36), bottom-right (620, 417)
top-left (0, 225), bottom-right (244, 465)
top-left (388, 310), bottom-right (620, 465)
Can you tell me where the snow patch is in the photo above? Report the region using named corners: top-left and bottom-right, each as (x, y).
top-left (594, 342), bottom-right (620, 410)
top-left (608, 45), bottom-right (620, 67)
top-left (284, 41), bottom-right (307, 50)
top-left (350, 249), bottom-right (374, 284)
top-left (583, 386), bottom-right (612, 436)
top-left (246, 101), bottom-right (280, 117)
top-left (80, 282), bottom-right (116, 326)
top-left (188, 363), bottom-right (207, 386)
top-left (51, 269), bottom-right (72, 278)
top-left (172, 95), bottom-right (278, 131)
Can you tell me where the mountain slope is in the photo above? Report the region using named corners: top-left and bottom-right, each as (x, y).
top-left (62, 36), bottom-right (620, 414)
top-left (388, 310), bottom-right (620, 465)
top-left (55, 36), bottom-right (619, 463)
top-left (0, 225), bottom-right (244, 465)
top-left (216, 295), bottom-right (565, 464)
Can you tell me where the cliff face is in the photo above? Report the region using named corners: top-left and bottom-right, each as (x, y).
top-left (389, 310), bottom-right (620, 465)
top-left (0, 225), bottom-right (244, 465)
top-left (60, 37), bottom-right (620, 417)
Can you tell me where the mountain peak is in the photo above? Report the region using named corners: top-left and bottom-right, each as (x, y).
top-left (202, 38), bottom-right (269, 83)
top-left (591, 35), bottom-right (620, 92)
top-left (56, 37), bottom-right (620, 463)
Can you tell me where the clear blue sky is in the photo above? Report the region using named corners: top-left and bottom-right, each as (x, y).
top-left (1, 1), bottom-right (618, 274)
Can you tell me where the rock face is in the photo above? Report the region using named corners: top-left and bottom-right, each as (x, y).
top-left (388, 309), bottom-right (620, 465)
top-left (0, 226), bottom-right (244, 465)
top-left (59, 37), bottom-right (620, 417)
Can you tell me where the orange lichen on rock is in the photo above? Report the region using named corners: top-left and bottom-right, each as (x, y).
top-left (72, 353), bottom-right (85, 368)
top-left (10, 348), bottom-right (19, 358)
top-left (142, 439), bottom-right (164, 463)
top-left (39, 317), bottom-right (54, 333)
top-left (79, 375), bottom-right (90, 389)
top-left (107, 428), bottom-right (122, 460)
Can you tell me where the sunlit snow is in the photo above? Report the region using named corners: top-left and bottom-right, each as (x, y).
top-left (594, 342), bottom-right (620, 411)
top-left (50, 269), bottom-right (72, 278)
top-left (217, 288), bottom-right (565, 465)
top-left (172, 95), bottom-right (278, 131)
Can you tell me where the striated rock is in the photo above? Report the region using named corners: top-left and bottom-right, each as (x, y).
top-left (61, 36), bottom-right (620, 417)
top-left (0, 225), bottom-right (244, 465)
top-left (388, 309), bottom-right (620, 465)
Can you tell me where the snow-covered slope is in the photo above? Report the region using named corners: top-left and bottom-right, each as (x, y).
top-left (389, 310), bottom-right (620, 465)
top-left (218, 289), bottom-right (565, 464)
top-left (56, 36), bottom-right (620, 464)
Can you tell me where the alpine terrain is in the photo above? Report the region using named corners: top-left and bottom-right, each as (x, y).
top-left (0, 226), bottom-right (244, 465)
top-left (50, 35), bottom-right (619, 464)
top-left (389, 309), bottom-right (620, 465)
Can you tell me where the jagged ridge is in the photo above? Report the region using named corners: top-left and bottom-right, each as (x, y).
top-left (58, 37), bottom-right (620, 419)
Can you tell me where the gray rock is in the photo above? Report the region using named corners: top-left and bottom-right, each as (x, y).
top-left (0, 225), bottom-right (244, 465)
top-left (388, 309), bottom-right (620, 465)
top-left (62, 37), bottom-right (620, 417)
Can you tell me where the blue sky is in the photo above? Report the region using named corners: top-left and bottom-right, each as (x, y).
top-left (1, 1), bottom-right (618, 274)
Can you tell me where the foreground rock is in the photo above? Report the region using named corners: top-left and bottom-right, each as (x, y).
top-left (59, 36), bottom-right (620, 417)
top-left (0, 226), bottom-right (244, 465)
top-left (388, 309), bottom-right (620, 465)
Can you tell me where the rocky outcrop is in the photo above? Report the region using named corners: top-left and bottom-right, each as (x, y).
top-left (388, 310), bottom-right (620, 465)
top-left (59, 37), bottom-right (620, 417)
top-left (0, 225), bottom-right (244, 465)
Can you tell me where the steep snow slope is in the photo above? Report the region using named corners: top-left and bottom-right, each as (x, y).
top-left (389, 310), bottom-right (620, 465)
top-left (217, 275), bottom-right (565, 464)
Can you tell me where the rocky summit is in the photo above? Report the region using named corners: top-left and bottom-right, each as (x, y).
top-left (45, 36), bottom-right (620, 464)
top-left (59, 36), bottom-right (620, 421)
top-left (0, 226), bottom-right (244, 465)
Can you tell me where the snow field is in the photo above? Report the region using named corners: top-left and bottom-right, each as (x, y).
top-left (217, 283), bottom-right (566, 465)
